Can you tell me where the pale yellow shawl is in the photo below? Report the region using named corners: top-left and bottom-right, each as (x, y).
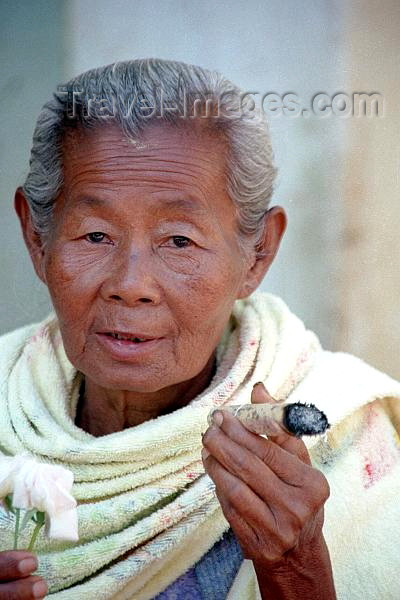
top-left (0, 292), bottom-right (399, 599)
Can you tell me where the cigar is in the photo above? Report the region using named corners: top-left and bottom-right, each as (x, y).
top-left (207, 402), bottom-right (330, 437)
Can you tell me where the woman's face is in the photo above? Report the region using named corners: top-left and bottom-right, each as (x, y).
top-left (32, 123), bottom-right (259, 392)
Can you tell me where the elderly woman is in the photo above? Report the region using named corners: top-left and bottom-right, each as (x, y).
top-left (1, 58), bottom-right (400, 600)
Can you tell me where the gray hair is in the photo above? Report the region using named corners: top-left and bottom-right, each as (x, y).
top-left (23, 58), bottom-right (277, 254)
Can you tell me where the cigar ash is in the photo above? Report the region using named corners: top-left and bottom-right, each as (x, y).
top-left (283, 402), bottom-right (330, 437)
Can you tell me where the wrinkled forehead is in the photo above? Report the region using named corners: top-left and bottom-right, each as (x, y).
top-left (60, 121), bottom-right (230, 200)
top-left (62, 119), bottom-right (228, 163)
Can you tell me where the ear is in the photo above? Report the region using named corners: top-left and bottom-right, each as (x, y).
top-left (14, 187), bottom-right (47, 284)
top-left (237, 205), bottom-right (287, 298)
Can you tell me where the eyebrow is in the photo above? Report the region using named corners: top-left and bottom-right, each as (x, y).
top-left (73, 194), bottom-right (209, 216)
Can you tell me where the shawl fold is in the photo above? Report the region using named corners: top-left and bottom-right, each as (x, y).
top-left (1, 291), bottom-right (399, 599)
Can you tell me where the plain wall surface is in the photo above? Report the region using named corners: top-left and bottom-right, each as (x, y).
top-left (337, 0), bottom-right (400, 377)
top-left (0, 0), bottom-right (64, 333)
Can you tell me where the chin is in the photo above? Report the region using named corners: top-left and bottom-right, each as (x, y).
top-left (82, 363), bottom-right (177, 393)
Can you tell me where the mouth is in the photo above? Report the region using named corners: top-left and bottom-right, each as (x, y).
top-left (99, 331), bottom-right (159, 343)
top-left (95, 330), bottom-right (163, 361)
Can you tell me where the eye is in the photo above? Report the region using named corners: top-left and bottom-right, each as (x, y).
top-left (171, 236), bottom-right (192, 248)
top-left (85, 232), bottom-right (109, 244)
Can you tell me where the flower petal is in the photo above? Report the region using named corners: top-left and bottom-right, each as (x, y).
top-left (30, 465), bottom-right (76, 516)
top-left (46, 507), bottom-right (79, 541)
top-left (12, 460), bottom-right (37, 510)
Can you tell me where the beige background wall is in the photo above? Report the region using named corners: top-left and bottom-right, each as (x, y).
top-left (337, 0), bottom-right (400, 377)
top-left (0, 0), bottom-right (64, 331)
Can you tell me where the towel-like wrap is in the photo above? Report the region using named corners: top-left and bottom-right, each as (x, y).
top-left (1, 292), bottom-right (400, 599)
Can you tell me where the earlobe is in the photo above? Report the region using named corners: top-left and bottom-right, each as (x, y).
top-left (236, 206), bottom-right (287, 299)
top-left (14, 187), bottom-right (47, 284)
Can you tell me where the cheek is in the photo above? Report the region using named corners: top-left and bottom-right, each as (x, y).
top-left (45, 246), bottom-right (101, 297)
top-left (170, 256), bottom-right (244, 337)
top-left (44, 246), bottom-right (103, 338)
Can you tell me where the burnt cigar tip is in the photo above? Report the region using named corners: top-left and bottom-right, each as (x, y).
top-left (283, 402), bottom-right (330, 437)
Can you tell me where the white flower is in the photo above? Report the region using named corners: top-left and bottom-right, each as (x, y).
top-left (0, 455), bottom-right (78, 542)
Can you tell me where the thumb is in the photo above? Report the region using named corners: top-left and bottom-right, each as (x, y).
top-left (251, 382), bottom-right (312, 463)
top-left (251, 381), bottom-right (278, 405)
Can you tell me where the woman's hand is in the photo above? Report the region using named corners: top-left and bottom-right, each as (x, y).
top-left (201, 383), bottom-right (336, 599)
top-left (0, 551), bottom-right (48, 599)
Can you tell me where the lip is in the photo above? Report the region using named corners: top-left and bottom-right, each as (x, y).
top-left (95, 332), bottom-right (164, 361)
top-left (97, 330), bottom-right (158, 341)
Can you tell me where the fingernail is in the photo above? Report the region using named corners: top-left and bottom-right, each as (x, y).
top-left (201, 447), bottom-right (210, 461)
top-left (18, 557), bottom-right (38, 574)
top-left (212, 410), bottom-right (223, 426)
top-left (33, 581), bottom-right (48, 598)
top-left (253, 381), bottom-right (265, 389)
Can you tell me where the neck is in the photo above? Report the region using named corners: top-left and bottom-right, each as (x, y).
top-left (75, 352), bottom-right (217, 436)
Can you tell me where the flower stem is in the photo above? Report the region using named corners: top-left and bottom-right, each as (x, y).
top-left (13, 508), bottom-right (21, 550)
top-left (27, 521), bottom-right (44, 552)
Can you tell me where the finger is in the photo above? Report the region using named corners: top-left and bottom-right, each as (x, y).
top-left (203, 453), bottom-right (265, 559)
top-left (0, 576), bottom-right (48, 599)
top-left (202, 451), bottom-right (280, 541)
top-left (216, 408), bottom-right (299, 468)
top-left (207, 409), bottom-right (311, 486)
top-left (203, 419), bottom-right (307, 493)
top-left (207, 415), bottom-right (331, 522)
top-left (211, 498), bottom-right (256, 559)
top-left (250, 383), bottom-right (312, 465)
top-left (203, 452), bottom-right (325, 560)
top-left (0, 552), bottom-right (38, 582)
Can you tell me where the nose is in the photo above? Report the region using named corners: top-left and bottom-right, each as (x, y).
top-left (100, 246), bottom-right (161, 306)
